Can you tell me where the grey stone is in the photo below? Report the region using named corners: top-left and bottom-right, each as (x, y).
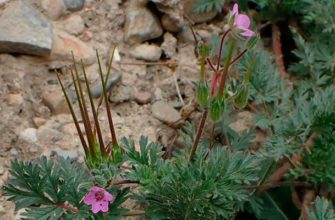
top-left (42, 91), bottom-right (70, 115)
top-left (151, 101), bottom-right (182, 124)
top-left (47, 79), bottom-right (59, 85)
top-left (169, 100), bottom-right (183, 109)
top-left (41, 0), bottom-right (66, 20)
top-left (131, 43), bottom-right (162, 61)
top-left (124, 5), bottom-right (163, 44)
top-left (161, 32), bottom-right (177, 58)
top-left (109, 85), bottom-right (132, 103)
top-left (61, 14), bottom-right (85, 36)
top-left (0, 0), bottom-right (53, 56)
top-left (134, 91), bottom-right (152, 104)
top-left (19, 128), bottom-right (38, 143)
top-left (90, 71), bottom-right (122, 98)
top-left (161, 14), bottom-right (182, 33)
top-left (50, 149), bottom-right (79, 161)
top-left (63, 0), bottom-right (85, 11)
top-left (10, 148), bottom-right (18, 156)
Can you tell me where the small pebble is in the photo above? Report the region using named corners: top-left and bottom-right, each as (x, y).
top-left (134, 91), bottom-right (152, 104)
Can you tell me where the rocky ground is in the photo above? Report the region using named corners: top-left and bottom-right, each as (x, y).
top-left (0, 0), bottom-right (258, 218)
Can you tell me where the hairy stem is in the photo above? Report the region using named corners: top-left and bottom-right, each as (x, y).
top-left (189, 109), bottom-right (208, 161)
top-left (272, 23), bottom-right (287, 79)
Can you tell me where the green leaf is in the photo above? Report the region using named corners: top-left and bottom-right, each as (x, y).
top-left (304, 197), bottom-right (335, 220)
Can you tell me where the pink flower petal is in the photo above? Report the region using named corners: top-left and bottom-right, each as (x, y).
top-left (232, 3), bottom-right (239, 15)
top-left (104, 192), bottom-right (114, 201)
top-left (241, 29), bottom-right (255, 37)
top-left (235, 14), bottom-right (251, 29)
top-left (100, 202), bottom-right (109, 213)
top-left (92, 203), bottom-right (102, 214)
top-left (91, 186), bottom-right (104, 192)
top-left (83, 193), bottom-right (96, 205)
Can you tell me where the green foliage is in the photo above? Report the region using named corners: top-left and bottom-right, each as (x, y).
top-left (194, 0), bottom-right (224, 13)
top-left (303, 197), bottom-right (335, 220)
top-left (289, 28), bottom-right (334, 86)
top-left (3, 156), bottom-right (128, 219)
top-left (236, 45), bottom-right (283, 105)
top-left (121, 135), bottom-right (260, 219)
top-left (232, 0), bottom-right (310, 21)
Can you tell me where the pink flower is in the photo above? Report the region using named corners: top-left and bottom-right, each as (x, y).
top-left (83, 186), bottom-right (114, 214)
top-left (231, 3), bottom-right (254, 38)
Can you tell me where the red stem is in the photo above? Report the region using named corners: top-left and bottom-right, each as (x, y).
top-left (206, 58), bottom-right (217, 72)
top-left (189, 109), bottom-right (209, 161)
top-left (55, 203), bottom-right (79, 213)
top-left (269, 132), bottom-right (317, 183)
top-left (272, 23), bottom-right (287, 79)
top-left (230, 49), bottom-right (248, 65)
top-left (217, 29), bottom-right (232, 71)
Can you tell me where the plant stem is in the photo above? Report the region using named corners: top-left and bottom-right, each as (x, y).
top-left (230, 49), bottom-right (248, 66)
top-left (272, 23), bottom-right (287, 79)
top-left (123, 210), bottom-right (146, 216)
top-left (269, 132), bottom-right (317, 183)
top-left (55, 203), bottom-right (79, 213)
top-left (189, 109), bottom-right (208, 161)
top-left (217, 29), bottom-right (231, 71)
top-left (242, 180), bottom-right (312, 191)
top-left (217, 41), bottom-right (236, 97)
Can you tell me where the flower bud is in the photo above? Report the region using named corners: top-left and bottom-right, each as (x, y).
top-left (209, 96), bottom-right (225, 121)
top-left (196, 81), bottom-right (210, 108)
top-left (234, 84), bottom-right (249, 109)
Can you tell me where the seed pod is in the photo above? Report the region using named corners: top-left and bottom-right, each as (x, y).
top-left (234, 85), bottom-right (249, 109)
top-left (209, 96), bottom-right (225, 122)
top-left (196, 81), bottom-right (210, 108)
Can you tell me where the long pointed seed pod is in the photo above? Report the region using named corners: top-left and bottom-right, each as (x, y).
top-left (70, 69), bottom-right (96, 158)
top-left (96, 50), bottom-right (119, 149)
top-left (71, 53), bottom-right (97, 157)
top-left (56, 72), bottom-right (89, 156)
top-left (81, 60), bottom-right (107, 158)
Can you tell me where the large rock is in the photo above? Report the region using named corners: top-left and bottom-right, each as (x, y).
top-left (41, 0), bottom-right (66, 20)
top-left (130, 43), bottom-right (162, 61)
top-left (151, 101), bottom-right (182, 124)
top-left (48, 29), bottom-right (95, 68)
top-left (0, 0), bottom-right (9, 6)
top-left (0, 0), bottom-right (53, 56)
top-left (124, 4), bottom-right (163, 44)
